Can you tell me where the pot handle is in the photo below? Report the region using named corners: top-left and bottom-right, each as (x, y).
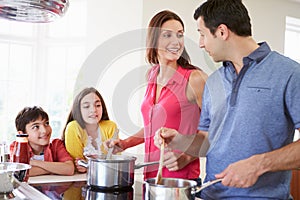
top-left (77, 159), bottom-right (88, 168)
top-left (191, 179), bottom-right (222, 194)
top-left (134, 161), bottom-right (159, 169)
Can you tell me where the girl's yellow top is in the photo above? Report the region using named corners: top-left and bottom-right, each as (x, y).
top-left (64, 120), bottom-right (117, 160)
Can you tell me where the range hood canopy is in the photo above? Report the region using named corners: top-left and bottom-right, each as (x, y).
top-left (0, 0), bottom-right (69, 23)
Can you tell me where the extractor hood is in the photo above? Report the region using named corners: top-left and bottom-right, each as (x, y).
top-left (0, 0), bottom-right (69, 23)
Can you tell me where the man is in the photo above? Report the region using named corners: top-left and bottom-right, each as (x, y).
top-left (154, 0), bottom-right (300, 199)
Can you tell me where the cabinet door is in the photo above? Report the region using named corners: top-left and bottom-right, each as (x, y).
top-left (290, 170), bottom-right (300, 199)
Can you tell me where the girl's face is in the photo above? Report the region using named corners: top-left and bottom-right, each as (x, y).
top-left (26, 117), bottom-right (52, 150)
top-left (157, 19), bottom-right (184, 64)
top-left (80, 92), bottom-right (103, 125)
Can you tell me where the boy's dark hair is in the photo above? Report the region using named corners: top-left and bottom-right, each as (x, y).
top-left (15, 106), bottom-right (49, 133)
top-left (194, 0), bottom-right (252, 36)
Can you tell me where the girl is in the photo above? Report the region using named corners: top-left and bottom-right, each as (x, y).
top-left (62, 87), bottom-right (117, 173)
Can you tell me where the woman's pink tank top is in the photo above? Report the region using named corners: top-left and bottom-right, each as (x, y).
top-left (141, 65), bottom-right (201, 180)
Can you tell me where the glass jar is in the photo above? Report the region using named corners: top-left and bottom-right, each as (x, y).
top-left (11, 134), bottom-right (30, 164)
top-left (0, 141), bottom-right (10, 162)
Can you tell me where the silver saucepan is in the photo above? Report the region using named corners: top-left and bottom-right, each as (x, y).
top-left (0, 162), bottom-right (31, 194)
top-left (144, 178), bottom-right (222, 200)
top-left (78, 154), bottom-right (158, 189)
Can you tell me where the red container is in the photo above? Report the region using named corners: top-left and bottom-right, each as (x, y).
top-left (11, 133), bottom-right (30, 182)
top-left (11, 134), bottom-right (30, 164)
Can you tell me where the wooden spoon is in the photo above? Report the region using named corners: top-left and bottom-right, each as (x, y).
top-left (155, 128), bottom-right (165, 185)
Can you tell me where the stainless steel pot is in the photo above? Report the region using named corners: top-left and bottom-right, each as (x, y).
top-left (78, 155), bottom-right (158, 189)
top-left (0, 162), bottom-right (31, 194)
top-left (144, 178), bottom-right (197, 200)
top-left (144, 178), bottom-right (222, 200)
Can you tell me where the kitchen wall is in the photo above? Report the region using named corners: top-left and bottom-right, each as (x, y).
top-left (85, 0), bottom-right (145, 135)
top-left (243, 0), bottom-right (300, 52)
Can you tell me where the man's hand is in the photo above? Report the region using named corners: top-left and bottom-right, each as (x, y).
top-left (215, 155), bottom-right (264, 188)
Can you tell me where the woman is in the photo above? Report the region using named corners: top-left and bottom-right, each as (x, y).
top-left (62, 87), bottom-right (118, 173)
top-left (107, 10), bottom-right (207, 181)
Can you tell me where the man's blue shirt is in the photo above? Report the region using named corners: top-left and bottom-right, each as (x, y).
top-left (199, 42), bottom-right (300, 199)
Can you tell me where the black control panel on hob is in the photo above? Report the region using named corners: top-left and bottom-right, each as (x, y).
top-left (85, 185), bottom-right (134, 200)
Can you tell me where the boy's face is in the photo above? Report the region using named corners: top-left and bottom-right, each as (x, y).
top-left (25, 116), bottom-right (52, 149)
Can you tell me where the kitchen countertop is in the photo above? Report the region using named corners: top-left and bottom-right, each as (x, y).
top-left (28, 173), bottom-right (87, 184)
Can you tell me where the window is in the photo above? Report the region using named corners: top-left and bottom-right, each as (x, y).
top-left (285, 16), bottom-right (300, 141)
top-left (0, 0), bottom-right (87, 142)
top-left (284, 16), bottom-right (300, 63)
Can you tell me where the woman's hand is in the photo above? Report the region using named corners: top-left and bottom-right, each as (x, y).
top-left (163, 151), bottom-right (196, 171)
top-left (104, 139), bottom-right (125, 154)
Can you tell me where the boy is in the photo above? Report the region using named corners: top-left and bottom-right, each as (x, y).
top-left (11, 106), bottom-right (74, 176)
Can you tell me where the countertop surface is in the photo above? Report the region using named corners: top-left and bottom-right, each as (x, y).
top-left (28, 173), bottom-right (87, 184)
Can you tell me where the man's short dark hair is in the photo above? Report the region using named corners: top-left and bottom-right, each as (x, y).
top-left (194, 0), bottom-right (252, 36)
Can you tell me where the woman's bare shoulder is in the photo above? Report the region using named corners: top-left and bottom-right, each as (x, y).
top-left (189, 69), bottom-right (208, 86)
